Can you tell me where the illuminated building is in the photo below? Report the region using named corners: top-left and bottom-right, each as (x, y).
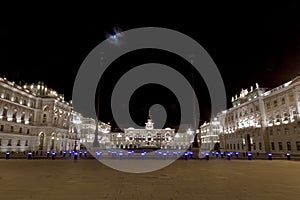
top-left (0, 77), bottom-right (110, 153)
top-left (203, 76), bottom-right (300, 154)
top-left (108, 117), bottom-right (194, 150)
top-left (199, 117), bottom-right (220, 151)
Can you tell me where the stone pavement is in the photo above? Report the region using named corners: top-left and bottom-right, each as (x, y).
top-left (0, 159), bottom-right (300, 200)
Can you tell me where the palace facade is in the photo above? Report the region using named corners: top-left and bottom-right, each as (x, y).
top-left (107, 118), bottom-right (195, 150)
top-left (201, 76), bottom-right (300, 155)
top-left (0, 76), bottom-right (110, 153)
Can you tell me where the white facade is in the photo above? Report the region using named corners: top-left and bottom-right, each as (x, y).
top-left (0, 77), bottom-right (110, 153)
top-left (200, 118), bottom-right (220, 151)
top-left (203, 76), bottom-right (300, 155)
top-left (108, 118), bottom-right (194, 150)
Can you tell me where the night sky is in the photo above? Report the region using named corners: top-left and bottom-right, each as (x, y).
top-left (0, 3), bottom-right (299, 129)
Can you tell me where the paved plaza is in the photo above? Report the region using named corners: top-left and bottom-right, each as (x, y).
top-left (0, 159), bottom-right (300, 200)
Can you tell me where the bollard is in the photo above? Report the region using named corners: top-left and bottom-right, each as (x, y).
top-left (247, 152), bottom-right (252, 160)
top-left (69, 151), bottom-right (72, 157)
top-left (235, 152), bottom-right (239, 158)
top-left (220, 152), bottom-right (224, 158)
top-left (268, 152), bottom-right (272, 160)
top-left (141, 151), bottom-right (146, 159)
top-left (5, 151), bottom-right (10, 159)
top-left (119, 151), bottom-right (124, 159)
top-left (27, 152), bottom-right (32, 160)
top-left (205, 152), bottom-right (209, 160)
top-left (51, 152), bottom-right (56, 160)
top-left (286, 152), bottom-right (291, 160)
top-left (63, 151), bottom-right (66, 157)
top-left (46, 151), bottom-right (50, 158)
top-left (95, 151), bottom-right (101, 159)
top-left (74, 152), bottom-right (78, 160)
top-left (184, 152), bottom-right (189, 160)
top-left (79, 151), bottom-right (82, 158)
top-left (227, 153), bottom-right (231, 160)
top-left (215, 152), bottom-right (219, 158)
top-left (84, 151), bottom-right (88, 157)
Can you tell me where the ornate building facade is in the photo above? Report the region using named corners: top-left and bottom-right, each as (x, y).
top-left (199, 117), bottom-right (220, 151)
top-left (108, 118), bottom-right (195, 150)
top-left (201, 76), bottom-right (300, 155)
top-left (0, 77), bottom-right (111, 153)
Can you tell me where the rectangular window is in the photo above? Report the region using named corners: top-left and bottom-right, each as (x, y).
top-left (253, 143), bottom-right (256, 150)
top-left (227, 144), bottom-right (229, 149)
top-left (230, 144), bottom-right (232, 149)
top-left (266, 103), bottom-right (270, 110)
top-left (259, 142), bottom-right (262, 150)
top-left (277, 128), bottom-right (280, 135)
top-left (17, 139), bottom-right (21, 146)
top-left (269, 128), bottom-right (273, 135)
top-left (296, 141), bottom-right (300, 151)
top-left (10, 126), bottom-right (14, 133)
top-left (19, 128), bottom-right (22, 134)
top-left (233, 144), bottom-right (236, 150)
top-left (0, 139), bottom-right (2, 146)
top-left (271, 142), bottom-right (275, 150)
top-left (7, 139), bottom-right (12, 146)
top-left (278, 142), bottom-right (283, 151)
top-left (237, 143), bottom-right (240, 150)
top-left (285, 127), bottom-right (289, 134)
top-left (27, 129), bottom-right (30, 134)
top-left (287, 142), bottom-right (291, 151)
top-left (282, 97), bottom-right (285, 105)
top-left (273, 100), bottom-right (278, 107)
top-left (0, 125), bottom-right (3, 131)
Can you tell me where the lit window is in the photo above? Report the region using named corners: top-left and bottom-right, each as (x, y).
top-left (259, 142), bottom-right (262, 150)
top-left (278, 142), bottom-right (283, 151)
top-left (284, 127), bottom-right (289, 134)
top-left (273, 100), bottom-right (278, 107)
top-left (296, 141), bottom-right (300, 151)
top-left (271, 142), bottom-right (275, 150)
top-left (287, 142), bottom-right (291, 151)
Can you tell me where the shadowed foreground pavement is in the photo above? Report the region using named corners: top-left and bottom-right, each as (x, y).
top-left (0, 159), bottom-right (300, 200)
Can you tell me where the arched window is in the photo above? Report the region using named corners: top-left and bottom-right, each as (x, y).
top-left (21, 112), bottom-right (25, 123)
top-left (12, 110), bottom-right (17, 122)
top-left (2, 107), bottom-right (8, 120)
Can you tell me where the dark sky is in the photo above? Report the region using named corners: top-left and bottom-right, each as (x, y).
top-left (0, 3), bottom-right (299, 129)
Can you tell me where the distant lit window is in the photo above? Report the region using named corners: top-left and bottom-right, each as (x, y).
top-left (296, 141), bottom-right (300, 151)
top-left (271, 142), bottom-right (275, 150)
top-left (269, 129), bottom-right (273, 135)
top-left (273, 100), bottom-right (278, 107)
top-left (277, 128), bottom-right (280, 135)
top-left (259, 142), bottom-right (262, 150)
top-left (287, 141), bottom-right (291, 151)
top-left (282, 97), bottom-right (285, 105)
top-left (278, 142), bottom-right (283, 151)
top-left (284, 127), bottom-right (289, 134)
top-left (294, 126), bottom-right (298, 134)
